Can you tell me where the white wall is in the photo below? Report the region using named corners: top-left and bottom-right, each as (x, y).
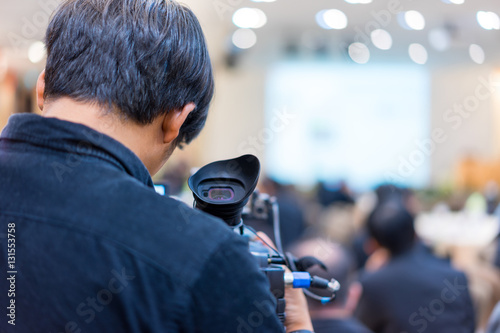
top-left (180, 60), bottom-right (500, 188)
top-left (170, 63), bottom-right (268, 172)
top-left (430, 65), bottom-right (498, 186)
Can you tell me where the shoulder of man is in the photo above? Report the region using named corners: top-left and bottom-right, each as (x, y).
top-left (106, 181), bottom-right (283, 332)
top-left (55, 169), bottom-right (242, 287)
top-left (181, 223), bottom-right (283, 332)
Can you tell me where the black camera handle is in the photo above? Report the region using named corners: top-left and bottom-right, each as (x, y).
top-left (246, 193), bottom-right (340, 303)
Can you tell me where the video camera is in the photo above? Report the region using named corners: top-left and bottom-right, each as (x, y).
top-left (188, 154), bottom-right (340, 325)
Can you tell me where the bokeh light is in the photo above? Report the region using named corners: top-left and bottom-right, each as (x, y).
top-left (348, 43), bottom-right (370, 64)
top-left (428, 28), bottom-right (451, 51)
top-left (232, 29), bottom-right (257, 49)
top-left (344, 0), bottom-right (372, 3)
top-left (409, 43), bottom-right (428, 65)
top-left (469, 44), bottom-right (485, 64)
top-left (371, 29), bottom-right (393, 50)
top-left (316, 9), bottom-right (348, 30)
top-left (232, 8), bottom-right (267, 29)
top-left (404, 11), bottom-right (426, 30)
top-left (28, 41), bottom-right (45, 64)
top-left (477, 11), bottom-right (500, 30)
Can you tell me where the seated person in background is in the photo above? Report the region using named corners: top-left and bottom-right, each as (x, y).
top-left (486, 301), bottom-right (500, 333)
top-left (249, 177), bottom-right (307, 250)
top-left (292, 238), bottom-right (374, 333)
top-left (352, 184), bottom-right (417, 270)
top-left (317, 181), bottom-right (355, 207)
top-left (355, 201), bottom-right (476, 333)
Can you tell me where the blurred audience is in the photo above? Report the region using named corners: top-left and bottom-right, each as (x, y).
top-left (291, 238), bottom-right (373, 333)
top-left (351, 185), bottom-right (416, 269)
top-left (484, 181), bottom-right (499, 215)
top-left (465, 191), bottom-right (487, 214)
top-left (317, 204), bottom-right (356, 247)
top-left (157, 159), bottom-right (190, 196)
top-left (253, 177), bottom-right (307, 250)
top-left (317, 181), bottom-right (355, 207)
top-left (178, 168), bottom-right (500, 332)
top-left (486, 301), bottom-right (500, 333)
top-left (355, 200), bottom-right (476, 333)
top-left (495, 238), bottom-right (500, 270)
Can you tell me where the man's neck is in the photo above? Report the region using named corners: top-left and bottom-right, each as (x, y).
top-left (41, 97), bottom-right (161, 174)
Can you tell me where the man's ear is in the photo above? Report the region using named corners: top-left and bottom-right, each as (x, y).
top-left (162, 102), bottom-right (196, 144)
top-left (36, 70), bottom-right (45, 111)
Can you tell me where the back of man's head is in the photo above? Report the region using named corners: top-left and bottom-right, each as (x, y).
top-left (44, 0), bottom-right (214, 146)
top-left (291, 238), bottom-right (355, 312)
top-left (366, 200), bottom-right (415, 256)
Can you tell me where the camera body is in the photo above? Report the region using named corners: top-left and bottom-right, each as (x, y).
top-left (188, 155), bottom-right (340, 325)
top-left (188, 155), bottom-right (287, 323)
top-left (243, 193), bottom-right (287, 323)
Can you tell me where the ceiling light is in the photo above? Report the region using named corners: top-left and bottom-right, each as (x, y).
top-left (370, 29), bottom-right (392, 50)
top-left (344, 0), bottom-right (372, 3)
top-left (469, 44), bottom-right (485, 64)
top-left (232, 29), bottom-right (257, 49)
top-left (409, 43), bottom-right (428, 65)
top-left (477, 11), bottom-right (500, 30)
top-left (28, 41), bottom-right (45, 64)
top-left (232, 8), bottom-right (267, 29)
top-left (404, 11), bottom-right (426, 30)
top-left (348, 43), bottom-right (370, 64)
top-left (316, 9), bottom-right (348, 30)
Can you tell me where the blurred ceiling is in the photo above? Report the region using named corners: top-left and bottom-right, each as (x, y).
top-left (1, 0), bottom-right (500, 71)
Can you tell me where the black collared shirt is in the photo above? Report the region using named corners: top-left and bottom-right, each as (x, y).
top-left (0, 114), bottom-right (281, 332)
top-left (355, 246), bottom-right (475, 333)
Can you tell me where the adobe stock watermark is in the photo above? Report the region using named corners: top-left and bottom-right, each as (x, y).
top-left (236, 107), bottom-right (295, 156)
top-left (7, 0), bottom-right (60, 55)
top-left (51, 118), bottom-right (117, 183)
top-left (8, 0), bottom-right (106, 56)
top-left (56, 267), bottom-right (135, 333)
top-left (177, 202), bottom-right (197, 231)
top-left (339, 0), bottom-right (413, 53)
top-left (385, 76), bottom-right (495, 183)
top-left (236, 297), bottom-right (277, 333)
top-left (310, 237), bottom-right (335, 263)
top-left (212, 0), bottom-right (243, 20)
top-left (353, 0), bottom-right (404, 45)
top-left (405, 277), bottom-right (468, 333)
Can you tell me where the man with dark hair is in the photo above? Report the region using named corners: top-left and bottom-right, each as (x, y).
top-left (292, 238), bottom-right (374, 333)
top-left (366, 200), bottom-right (416, 256)
top-left (355, 201), bottom-right (476, 333)
top-left (0, 0), bottom-right (313, 332)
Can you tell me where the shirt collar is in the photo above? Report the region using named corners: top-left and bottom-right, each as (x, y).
top-left (1, 113), bottom-right (154, 187)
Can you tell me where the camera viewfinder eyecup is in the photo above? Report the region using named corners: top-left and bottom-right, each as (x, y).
top-left (188, 154), bottom-right (260, 227)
